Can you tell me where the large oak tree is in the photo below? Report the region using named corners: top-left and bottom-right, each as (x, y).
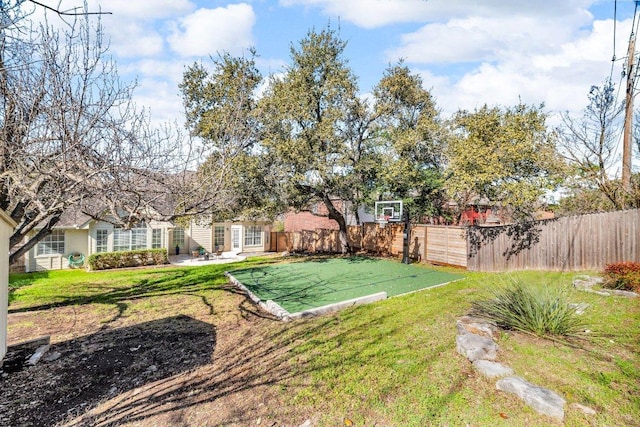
top-left (259, 27), bottom-right (365, 252)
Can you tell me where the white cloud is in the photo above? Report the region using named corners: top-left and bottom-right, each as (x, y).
top-left (167, 3), bottom-right (256, 57)
top-left (107, 22), bottom-right (165, 58)
top-left (280, 0), bottom-right (431, 28)
top-left (133, 78), bottom-right (185, 126)
top-left (280, 0), bottom-right (595, 28)
top-left (86, 0), bottom-right (195, 21)
top-left (24, 0), bottom-right (195, 58)
top-left (95, 0), bottom-right (195, 58)
top-left (388, 12), bottom-right (594, 65)
top-left (382, 2), bottom-right (628, 120)
top-left (121, 59), bottom-right (186, 84)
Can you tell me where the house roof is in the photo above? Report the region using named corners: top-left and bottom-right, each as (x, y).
top-left (0, 209), bottom-right (17, 228)
top-left (55, 209), bottom-right (93, 229)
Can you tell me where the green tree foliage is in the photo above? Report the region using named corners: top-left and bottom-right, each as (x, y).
top-left (446, 103), bottom-right (564, 221)
top-left (373, 62), bottom-right (446, 220)
top-left (180, 51), bottom-right (279, 219)
top-left (259, 26), bottom-right (364, 251)
top-left (553, 186), bottom-right (617, 216)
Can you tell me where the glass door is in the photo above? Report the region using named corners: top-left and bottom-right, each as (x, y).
top-left (231, 226), bottom-right (241, 252)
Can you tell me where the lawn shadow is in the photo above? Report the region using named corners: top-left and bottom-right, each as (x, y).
top-left (64, 309), bottom-right (407, 426)
top-left (8, 264), bottom-right (244, 315)
top-left (0, 315), bottom-right (216, 427)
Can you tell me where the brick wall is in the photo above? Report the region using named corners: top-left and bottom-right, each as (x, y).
top-left (284, 210), bottom-right (339, 232)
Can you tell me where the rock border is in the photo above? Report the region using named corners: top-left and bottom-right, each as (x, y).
top-left (573, 275), bottom-right (639, 298)
top-left (456, 274), bottom-right (637, 422)
top-left (456, 315), bottom-right (585, 423)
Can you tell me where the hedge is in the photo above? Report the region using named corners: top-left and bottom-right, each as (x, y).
top-left (87, 248), bottom-right (169, 271)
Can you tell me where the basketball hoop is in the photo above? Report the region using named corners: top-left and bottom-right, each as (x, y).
top-left (377, 219), bottom-right (387, 229)
top-left (374, 200), bottom-right (403, 224)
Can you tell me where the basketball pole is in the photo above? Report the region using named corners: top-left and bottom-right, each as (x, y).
top-left (402, 208), bottom-right (410, 265)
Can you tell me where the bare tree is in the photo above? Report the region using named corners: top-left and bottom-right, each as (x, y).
top-left (557, 79), bottom-right (630, 210)
top-left (0, 3), bottom-right (223, 264)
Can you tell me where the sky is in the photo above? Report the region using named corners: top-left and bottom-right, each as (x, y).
top-left (31, 0), bottom-right (637, 128)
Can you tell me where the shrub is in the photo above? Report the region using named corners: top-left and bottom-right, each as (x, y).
top-left (88, 249), bottom-right (169, 271)
top-left (471, 282), bottom-right (586, 337)
top-left (603, 262), bottom-right (640, 293)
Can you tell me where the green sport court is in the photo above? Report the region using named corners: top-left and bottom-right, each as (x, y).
top-left (226, 257), bottom-right (463, 319)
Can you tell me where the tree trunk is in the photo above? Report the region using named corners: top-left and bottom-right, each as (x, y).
top-left (9, 213), bottom-right (61, 265)
top-left (323, 195), bottom-right (351, 254)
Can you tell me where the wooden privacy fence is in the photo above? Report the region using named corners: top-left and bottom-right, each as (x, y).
top-left (270, 223), bottom-right (468, 267)
top-left (467, 209), bottom-right (640, 272)
top-left (271, 208), bottom-right (640, 272)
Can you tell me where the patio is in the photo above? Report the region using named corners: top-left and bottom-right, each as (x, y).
top-left (169, 252), bottom-right (247, 266)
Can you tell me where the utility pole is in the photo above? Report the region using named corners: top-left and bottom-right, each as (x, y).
top-left (622, 22), bottom-right (637, 193)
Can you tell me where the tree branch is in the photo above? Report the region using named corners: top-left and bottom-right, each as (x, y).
top-left (28, 0), bottom-right (111, 16)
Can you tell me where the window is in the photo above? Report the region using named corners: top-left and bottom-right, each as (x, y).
top-left (37, 230), bottom-right (65, 256)
top-left (131, 227), bottom-right (147, 250)
top-left (214, 226), bottom-right (225, 249)
top-left (113, 223), bottom-right (148, 252)
top-left (172, 227), bottom-right (185, 248)
top-left (244, 225), bottom-right (262, 247)
top-left (152, 229), bottom-right (162, 249)
top-left (113, 228), bottom-right (130, 252)
top-left (96, 229), bottom-right (108, 253)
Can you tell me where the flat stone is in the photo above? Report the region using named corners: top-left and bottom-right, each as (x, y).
top-left (472, 360), bottom-right (514, 378)
top-left (581, 288), bottom-right (639, 298)
top-left (456, 333), bottom-right (498, 362)
top-left (568, 303), bottom-right (589, 315)
top-left (496, 376), bottom-right (565, 421)
top-left (457, 316), bottom-right (499, 339)
top-left (609, 289), bottom-right (638, 298)
top-left (570, 402), bottom-right (597, 415)
top-left (43, 351), bottom-right (61, 362)
top-left (573, 276), bottom-right (603, 290)
top-left (26, 345), bottom-right (50, 366)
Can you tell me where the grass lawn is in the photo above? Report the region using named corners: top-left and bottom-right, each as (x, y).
top-left (4, 256), bottom-right (640, 426)
top-left (228, 257), bottom-right (463, 313)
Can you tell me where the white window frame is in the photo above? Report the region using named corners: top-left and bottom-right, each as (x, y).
top-left (113, 223), bottom-right (148, 252)
top-left (37, 230), bottom-right (65, 256)
top-left (172, 227), bottom-right (185, 249)
top-left (151, 228), bottom-right (162, 249)
top-left (96, 229), bottom-right (109, 253)
top-left (214, 226), bottom-right (225, 249)
top-left (244, 225), bottom-right (262, 247)
top-left (131, 227), bottom-right (147, 250)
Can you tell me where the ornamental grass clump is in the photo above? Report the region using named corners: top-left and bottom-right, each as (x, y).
top-left (471, 282), bottom-right (586, 338)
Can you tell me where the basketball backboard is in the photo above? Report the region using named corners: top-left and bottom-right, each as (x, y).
top-left (374, 200), bottom-right (403, 223)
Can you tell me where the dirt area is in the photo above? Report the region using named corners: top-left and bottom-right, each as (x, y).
top-left (0, 288), bottom-right (306, 427)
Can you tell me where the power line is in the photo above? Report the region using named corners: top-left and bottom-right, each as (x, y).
top-left (610, 0), bottom-right (617, 82)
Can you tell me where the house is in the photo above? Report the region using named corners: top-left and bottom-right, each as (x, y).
top-left (284, 199), bottom-right (363, 232)
top-left (21, 209), bottom-right (273, 272)
top-left (1, 209), bottom-right (17, 361)
top-left (171, 218), bottom-right (272, 255)
top-left (23, 210), bottom-right (174, 272)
